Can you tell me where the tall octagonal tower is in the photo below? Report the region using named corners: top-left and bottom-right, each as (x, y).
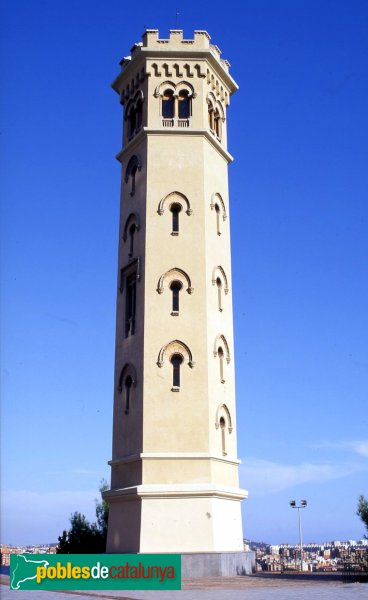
top-left (104, 29), bottom-right (247, 553)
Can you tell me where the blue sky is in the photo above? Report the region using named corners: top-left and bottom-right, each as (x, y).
top-left (1, 0), bottom-right (367, 546)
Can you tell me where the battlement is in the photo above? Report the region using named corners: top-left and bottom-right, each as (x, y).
top-left (120, 30), bottom-right (231, 73)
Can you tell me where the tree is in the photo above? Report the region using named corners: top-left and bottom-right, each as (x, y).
top-left (357, 495), bottom-right (368, 538)
top-left (95, 480), bottom-right (109, 540)
top-left (56, 480), bottom-right (109, 553)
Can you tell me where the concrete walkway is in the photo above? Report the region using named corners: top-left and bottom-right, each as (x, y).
top-left (1, 574), bottom-right (367, 600)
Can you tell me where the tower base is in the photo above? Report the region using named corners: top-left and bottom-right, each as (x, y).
top-left (182, 551), bottom-right (256, 577)
top-left (104, 484), bottom-right (247, 553)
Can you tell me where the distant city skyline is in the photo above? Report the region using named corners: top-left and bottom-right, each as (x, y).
top-left (1, 0), bottom-right (368, 545)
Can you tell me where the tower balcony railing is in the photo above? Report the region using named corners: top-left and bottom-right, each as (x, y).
top-left (161, 118), bottom-right (190, 128)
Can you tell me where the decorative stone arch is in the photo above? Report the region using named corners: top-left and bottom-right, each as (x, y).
top-left (154, 80), bottom-right (176, 97)
top-left (122, 212), bottom-right (141, 241)
top-left (215, 403), bottom-right (233, 433)
top-left (118, 363), bottom-right (138, 393)
top-left (157, 268), bottom-right (193, 294)
top-left (124, 155), bottom-right (142, 183)
top-left (213, 334), bottom-right (231, 364)
top-left (207, 91), bottom-right (217, 108)
top-left (212, 266), bottom-right (229, 294)
top-left (157, 340), bottom-right (195, 368)
top-left (176, 80), bottom-right (196, 98)
top-left (125, 90), bottom-right (144, 114)
top-left (158, 191), bottom-right (192, 216)
top-left (215, 100), bottom-right (225, 121)
top-left (210, 192), bottom-right (227, 221)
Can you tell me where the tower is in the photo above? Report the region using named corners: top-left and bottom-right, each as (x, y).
top-left (104, 29), bottom-right (248, 554)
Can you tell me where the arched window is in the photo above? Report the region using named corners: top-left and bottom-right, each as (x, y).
top-left (178, 90), bottom-right (190, 119)
top-left (128, 109), bottom-right (136, 139)
top-left (215, 203), bottom-right (221, 235)
top-left (162, 90), bottom-right (175, 118)
top-left (218, 347), bottom-right (225, 383)
top-left (171, 353), bottom-right (183, 389)
top-left (124, 376), bottom-right (133, 414)
top-left (216, 277), bottom-right (223, 311)
top-left (208, 102), bottom-right (214, 130)
top-left (130, 165), bottom-right (137, 196)
top-left (125, 155), bottom-right (142, 197)
top-left (124, 272), bottom-right (136, 337)
top-left (220, 416), bottom-right (226, 455)
top-left (128, 223), bottom-right (136, 258)
top-left (170, 281), bottom-right (182, 314)
top-left (136, 98), bottom-right (143, 130)
top-left (170, 202), bottom-right (182, 234)
top-left (214, 109), bottom-right (221, 139)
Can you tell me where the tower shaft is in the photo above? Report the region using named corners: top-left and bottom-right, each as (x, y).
top-left (105, 29), bottom-right (247, 553)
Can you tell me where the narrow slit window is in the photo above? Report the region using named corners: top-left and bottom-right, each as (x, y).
top-left (216, 277), bottom-right (223, 311)
top-left (171, 354), bottom-right (183, 389)
top-left (162, 90), bottom-right (175, 118)
top-left (220, 416), bottom-right (226, 455)
top-left (124, 376), bottom-right (133, 414)
top-left (170, 203), bottom-right (182, 234)
top-left (218, 347), bottom-right (225, 383)
top-left (124, 273), bottom-right (136, 337)
top-left (215, 203), bottom-right (221, 235)
top-left (130, 165), bottom-right (137, 196)
top-left (128, 224), bottom-right (136, 258)
top-left (170, 281), bottom-right (182, 314)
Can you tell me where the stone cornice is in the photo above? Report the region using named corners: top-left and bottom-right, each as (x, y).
top-left (116, 127), bottom-right (233, 164)
top-left (104, 483), bottom-right (248, 502)
top-left (109, 452), bottom-right (241, 466)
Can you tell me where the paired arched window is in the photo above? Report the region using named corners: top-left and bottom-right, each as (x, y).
top-left (171, 353), bottom-right (183, 389)
top-left (157, 81), bottom-right (194, 125)
top-left (207, 96), bottom-right (224, 141)
top-left (125, 92), bottom-right (144, 141)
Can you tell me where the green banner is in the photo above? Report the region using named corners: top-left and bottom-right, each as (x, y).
top-left (10, 553), bottom-right (181, 590)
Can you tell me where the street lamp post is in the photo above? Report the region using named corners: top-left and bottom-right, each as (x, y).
top-left (289, 499), bottom-right (307, 572)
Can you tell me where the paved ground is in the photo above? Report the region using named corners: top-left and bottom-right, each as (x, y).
top-left (1, 574), bottom-right (367, 600)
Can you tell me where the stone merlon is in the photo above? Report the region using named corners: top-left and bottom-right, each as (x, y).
top-left (115, 29), bottom-right (236, 94)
